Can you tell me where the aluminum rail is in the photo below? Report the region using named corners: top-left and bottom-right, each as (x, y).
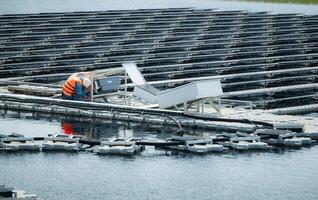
top-left (0, 11), bottom-right (300, 23)
top-left (1, 30), bottom-right (317, 54)
top-left (267, 104), bottom-right (318, 114)
top-left (222, 74), bottom-right (318, 88)
top-left (2, 23), bottom-right (316, 45)
top-left (1, 33), bottom-right (316, 59)
top-left (1, 19), bottom-right (316, 40)
top-left (1, 39), bottom-right (313, 59)
top-left (1, 29), bottom-right (316, 50)
top-left (0, 9), bottom-right (226, 21)
top-left (3, 65), bottom-right (318, 88)
top-left (0, 92), bottom-right (183, 116)
top-left (1, 57), bottom-right (316, 78)
top-left (2, 17), bottom-right (311, 29)
top-left (0, 11), bottom-right (306, 22)
top-left (1, 17), bottom-right (314, 33)
top-left (0, 35), bottom-right (318, 60)
top-left (254, 93), bottom-right (318, 104)
top-left (2, 43), bottom-right (314, 66)
top-left (0, 26), bottom-right (318, 55)
top-left (0, 10), bottom-right (298, 21)
top-left (223, 83), bottom-right (318, 97)
top-left (1, 58), bottom-right (316, 82)
top-left (144, 67), bottom-right (311, 81)
top-left (0, 12), bottom-right (300, 20)
top-left (0, 11), bottom-right (303, 26)
top-left (126, 66), bottom-right (318, 89)
top-left (2, 23), bottom-right (316, 41)
top-left (1, 50), bottom-right (317, 73)
top-left (1, 16), bottom-right (314, 32)
top-left (2, 26), bottom-right (316, 49)
top-left (1, 38), bottom-right (316, 61)
top-left (3, 26), bottom-right (316, 48)
top-left (2, 30), bottom-right (314, 55)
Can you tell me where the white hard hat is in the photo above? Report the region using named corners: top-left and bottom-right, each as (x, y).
top-left (82, 77), bottom-right (91, 88)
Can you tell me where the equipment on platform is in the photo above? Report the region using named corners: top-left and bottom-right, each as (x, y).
top-left (94, 76), bottom-right (121, 94)
top-left (122, 62), bottom-right (223, 109)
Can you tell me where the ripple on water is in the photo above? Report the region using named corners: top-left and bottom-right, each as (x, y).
top-left (1, 146), bottom-right (318, 200)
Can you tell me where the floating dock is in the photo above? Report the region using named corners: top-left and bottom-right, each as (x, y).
top-left (1, 130), bottom-right (317, 155)
top-left (0, 185), bottom-right (40, 200)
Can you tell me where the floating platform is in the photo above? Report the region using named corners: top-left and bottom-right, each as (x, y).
top-left (93, 137), bottom-right (145, 155)
top-left (0, 137), bottom-right (41, 151)
top-left (222, 132), bottom-right (269, 150)
top-left (0, 93), bottom-right (262, 133)
top-left (1, 130), bottom-right (316, 155)
top-left (165, 135), bottom-right (224, 153)
top-left (0, 134), bottom-right (82, 152)
top-left (255, 129), bottom-right (315, 147)
top-left (42, 135), bottom-right (81, 152)
top-left (0, 185), bottom-right (40, 200)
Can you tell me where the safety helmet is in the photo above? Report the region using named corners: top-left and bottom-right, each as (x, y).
top-left (82, 77), bottom-right (91, 88)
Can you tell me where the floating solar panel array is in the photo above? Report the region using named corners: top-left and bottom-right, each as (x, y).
top-left (0, 8), bottom-right (318, 109)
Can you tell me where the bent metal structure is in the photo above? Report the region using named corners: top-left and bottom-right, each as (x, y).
top-left (123, 62), bottom-right (223, 108)
top-left (1, 8), bottom-right (318, 134)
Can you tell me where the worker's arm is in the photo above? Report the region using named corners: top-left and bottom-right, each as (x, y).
top-left (74, 82), bottom-right (85, 98)
top-left (74, 81), bottom-right (91, 101)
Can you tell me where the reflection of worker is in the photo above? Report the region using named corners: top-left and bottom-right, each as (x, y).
top-left (61, 120), bottom-right (82, 135)
top-left (61, 119), bottom-right (93, 137)
top-left (61, 121), bottom-right (75, 135)
top-left (62, 73), bottom-right (92, 101)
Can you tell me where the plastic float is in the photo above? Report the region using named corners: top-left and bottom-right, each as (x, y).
top-left (165, 135), bottom-right (224, 153)
top-left (255, 129), bottom-right (315, 147)
top-left (42, 134), bottom-right (81, 152)
top-left (0, 185), bottom-right (40, 199)
top-left (221, 132), bottom-right (269, 150)
top-left (0, 130), bottom-right (316, 155)
top-left (94, 137), bottom-right (145, 155)
top-left (0, 137), bottom-right (41, 151)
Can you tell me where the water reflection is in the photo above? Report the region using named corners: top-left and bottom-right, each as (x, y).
top-left (0, 110), bottom-right (199, 139)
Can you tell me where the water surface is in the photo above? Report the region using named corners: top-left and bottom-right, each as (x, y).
top-left (1, 112), bottom-right (318, 200)
top-left (1, 147), bottom-right (318, 200)
top-left (0, 0), bottom-right (317, 15)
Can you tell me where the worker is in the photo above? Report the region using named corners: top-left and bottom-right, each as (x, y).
top-left (62, 73), bottom-right (92, 101)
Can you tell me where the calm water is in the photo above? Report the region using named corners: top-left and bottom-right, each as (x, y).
top-left (0, 0), bottom-right (318, 15)
top-left (1, 111), bottom-right (318, 200)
